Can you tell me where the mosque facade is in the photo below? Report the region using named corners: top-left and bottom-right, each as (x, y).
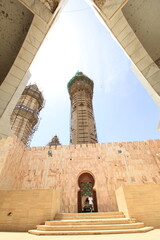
top-left (0, 73), bottom-right (160, 232)
top-left (0, 0), bottom-right (160, 232)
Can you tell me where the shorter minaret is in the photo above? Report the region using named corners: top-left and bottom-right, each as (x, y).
top-left (10, 84), bottom-right (44, 145)
top-left (48, 135), bottom-right (61, 146)
top-left (68, 72), bottom-right (97, 144)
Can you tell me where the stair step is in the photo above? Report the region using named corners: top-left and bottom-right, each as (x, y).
top-left (55, 212), bottom-right (124, 218)
top-left (45, 218), bottom-right (136, 225)
top-left (55, 214), bottom-right (125, 220)
top-left (29, 226), bottom-right (154, 235)
top-left (37, 222), bottom-right (144, 231)
top-left (28, 212), bottom-right (153, 236)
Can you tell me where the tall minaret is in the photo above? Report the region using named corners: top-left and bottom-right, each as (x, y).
top-left (10, 84), bottom-right (44, 145)
top-left (67, 72), bottom-right (97, 144)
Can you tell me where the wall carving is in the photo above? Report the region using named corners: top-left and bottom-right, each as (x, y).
top-left (0, 137), bottom-right (160, 212)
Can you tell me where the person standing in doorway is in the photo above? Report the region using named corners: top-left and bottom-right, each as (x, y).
top-left (88, 195), bottom-right (93, 212)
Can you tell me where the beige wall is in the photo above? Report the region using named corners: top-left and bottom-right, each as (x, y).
top-left (0, 189), bottom-right (60, 231)
top-left (116, 184), bottom-right (160, 228)
top-left (0, 137), bottom-right (160, 213)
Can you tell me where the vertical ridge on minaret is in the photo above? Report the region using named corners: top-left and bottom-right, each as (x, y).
top-left (68, 72), bottom-right (97, 144)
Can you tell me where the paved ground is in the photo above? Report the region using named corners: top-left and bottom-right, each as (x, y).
top-left (0, 229), bottom-right (160, 240)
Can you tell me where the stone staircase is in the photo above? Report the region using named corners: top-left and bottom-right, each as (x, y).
top-left (28, 212), bottom-right (154, 235)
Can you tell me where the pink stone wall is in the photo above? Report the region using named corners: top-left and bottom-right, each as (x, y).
top-left (0, 137), bottom-right (160, 213)
top-left (0, 137), bottom-right (25, 189)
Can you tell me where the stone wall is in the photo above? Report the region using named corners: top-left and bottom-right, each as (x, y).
top-left (0, 189), bottom-right (60, 231)
top-left (0, 137), bottom-right (160, 213)
top-left (0, 137), bottom-right (25, 189)
top-left (116, 184), bottom-right (160, 228)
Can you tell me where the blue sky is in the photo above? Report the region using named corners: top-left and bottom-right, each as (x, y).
top-left (29, 0), bottom-right (160, 146)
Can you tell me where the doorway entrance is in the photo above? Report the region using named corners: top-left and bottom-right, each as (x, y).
top-left (77, 172), bottom-right (98, 212)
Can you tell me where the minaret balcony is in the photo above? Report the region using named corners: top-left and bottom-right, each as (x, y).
top-left (23, 86), bottom-right (44, 109)
top-left (14, 105), bottom-right (38, 125)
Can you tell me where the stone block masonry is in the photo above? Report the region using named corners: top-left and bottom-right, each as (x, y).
top-left (116, 184), bottom-right (160, 228)
top-left (0, 137), bottom-right (160, 213)
top-left (0, 189), bottom-right (60, 231)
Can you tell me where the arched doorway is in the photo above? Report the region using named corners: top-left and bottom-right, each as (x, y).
top-left (77, 172), bottom-right (98, 213)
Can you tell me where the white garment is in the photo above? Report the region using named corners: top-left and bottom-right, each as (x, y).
top-left (88, 197), bottom-right (93, 205)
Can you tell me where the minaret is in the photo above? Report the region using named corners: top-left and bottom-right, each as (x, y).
top-left (10, 84), bottom-right (44, 145)
top-left (67, 72), bottom-right (97, 144)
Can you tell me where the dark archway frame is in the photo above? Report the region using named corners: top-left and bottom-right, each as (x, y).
top-left (77, 172), bottom-right (98, 213)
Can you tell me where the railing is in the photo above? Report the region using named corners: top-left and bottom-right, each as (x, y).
top-left (14, 105), bottom-right (38, 124)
